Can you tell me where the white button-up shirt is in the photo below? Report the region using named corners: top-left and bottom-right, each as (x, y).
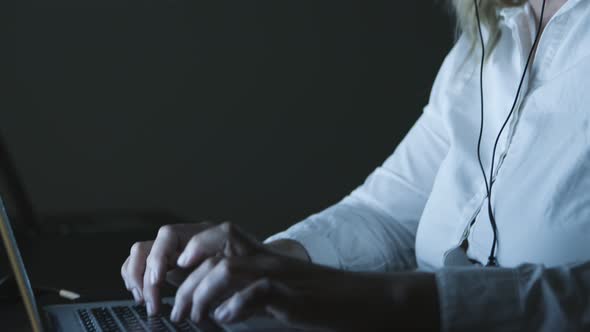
top-left (266, 1), bottom-right (590, 330)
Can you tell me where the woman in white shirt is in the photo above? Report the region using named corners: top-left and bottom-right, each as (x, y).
top-left (121, 0), bottom-right (590, 330)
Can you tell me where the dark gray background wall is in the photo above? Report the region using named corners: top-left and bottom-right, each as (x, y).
top-left (6, 1), bottom-right (454, 238)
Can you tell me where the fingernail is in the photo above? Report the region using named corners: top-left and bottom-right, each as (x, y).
top-left (147, 301), bottom-right (154, 316)
top-left (177, 253), bottom-right (188, 266)
top-left (150, 270), bottom-right (158, 285)
top-left (132, 288), bottom-right (142, 303)
top-left (214, 304), bottom-right (229, 322)
top-left (170, 306), bottom-right (180, 322)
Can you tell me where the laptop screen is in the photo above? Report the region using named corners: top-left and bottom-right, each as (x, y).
top-left (0, 197), bottom-right (44, 332)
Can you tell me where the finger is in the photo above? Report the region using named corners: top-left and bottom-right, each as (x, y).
top-left (144, 225), bottom-right (192, 316)
top-left (127, 241), bottom-right (153, 301)
top-left (177, 222), bottom-right (257, 269)
top-left (121, 257), bottom-right (131, 290)
top-left (147, 223), bottom-right (214, 286)
top-left (176, 224), bottom-right (228, 268)
top-left (190, 257), bottom-right (251, 322)
top-left (215, 277), bottom-right (304, 327)
top-left (171, 256), bottom-right (222, 322)
top-left (146, 225), bottom-right (183, 287)
top-left (143, 265), bottom-right (160, 316)
top-left (213, 278), bottom-right (275, 323)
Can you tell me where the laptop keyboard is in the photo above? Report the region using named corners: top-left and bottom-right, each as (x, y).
top-left (76, 303), bottom-right (224, 332)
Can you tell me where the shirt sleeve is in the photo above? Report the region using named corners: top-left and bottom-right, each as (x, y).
top-left (264, 108), bottom-right (448, 271)
top-left (264, 35), bottom-right (473, 272)
top-left (436, 262), bottom-right (590, 331)
top-left (264, 79), bottom-right (459, 273)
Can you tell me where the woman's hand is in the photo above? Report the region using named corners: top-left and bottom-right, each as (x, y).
top-left (170, 224), bottom-right (441, 331)
top-left (120, 222), bottom-right (269, 315)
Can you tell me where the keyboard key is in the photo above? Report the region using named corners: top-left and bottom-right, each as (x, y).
top-left (112, 306), bottom-right (146, 331)
top-left (160, 303), bottom-right (224, 332)
top-left (132, 305), bottom-right (172, 331)
top-left (160, 304), bottom-right (195, 332)
top-left (133, 305), bottom-right (148, 322)
top-left (91, 307), bottom-right (122, 332)
top-left (130, 303), bottom-right (231, 332)
top-left (77, 309), bottom-right (97, 332)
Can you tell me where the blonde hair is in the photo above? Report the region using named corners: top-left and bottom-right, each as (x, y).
top-left (450, 0), bottom-right (527, 53)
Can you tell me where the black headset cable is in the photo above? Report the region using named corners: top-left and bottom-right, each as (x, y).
top-left (473, 0), bottom-right (547, 267)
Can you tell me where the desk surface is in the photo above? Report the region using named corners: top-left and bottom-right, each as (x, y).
top-left (1, 231), bottom-right (172, 331)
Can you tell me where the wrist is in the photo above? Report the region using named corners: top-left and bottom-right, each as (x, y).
top-left (264, 239), bottom-right (311, 262)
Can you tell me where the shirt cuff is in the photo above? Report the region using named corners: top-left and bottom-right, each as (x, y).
top-left (264, 231), bottom-right (341, 268)
top-left (435, 267), bottom-right (523, 332)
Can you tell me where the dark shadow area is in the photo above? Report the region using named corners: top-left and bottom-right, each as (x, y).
top-left (3, 1), bottom-right (455, 328)
top-left (6, 1), bottom-right (453, 238)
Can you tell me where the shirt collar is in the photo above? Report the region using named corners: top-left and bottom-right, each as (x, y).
top-left (498, 0), bottom-right (586, 26)
top-left (498, 5), bottom-right (525, 22)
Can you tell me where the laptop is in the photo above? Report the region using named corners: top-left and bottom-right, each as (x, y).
top-left (0, 135), bottom-right (307, 331)
top-left (0, 196), bottom-right (311, 332)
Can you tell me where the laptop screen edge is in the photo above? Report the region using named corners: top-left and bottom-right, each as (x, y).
top-left (0, 197), bottom-right (45, 332)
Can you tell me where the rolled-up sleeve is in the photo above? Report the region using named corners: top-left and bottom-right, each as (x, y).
top-left (436, 262), bottom-right (590, 331)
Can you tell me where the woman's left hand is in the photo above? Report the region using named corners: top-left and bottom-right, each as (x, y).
top-left (170, 224), bottom-right (440, 331)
